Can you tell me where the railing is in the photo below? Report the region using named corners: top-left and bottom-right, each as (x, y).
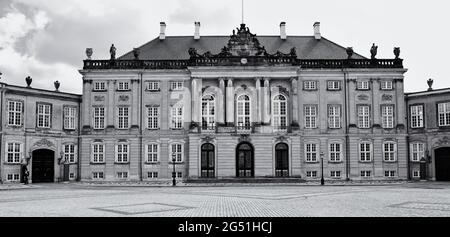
top-left (83, 58), bottom-right (403, 70)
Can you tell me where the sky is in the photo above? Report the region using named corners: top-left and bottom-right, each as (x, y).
top-left (0, 0), bottom-right (449, 94)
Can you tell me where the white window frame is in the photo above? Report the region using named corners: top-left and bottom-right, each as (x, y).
top-left (147, 81), bottom-right (160, 91)
top-left (148, 172), bottom-right (158, 179)
top-left (117, 81), bottom-right (130, 91)
top-left (147, 106), bottom-right (159, 129)
top-left (384, 170), bottom-right (396, 177)
top-left (170, 81), bottom-right (184, 91)
top-left (359, 141), bottom-right (372, 162)
top-left (383, 141), bottom-right (397, 162)
top-left (146, 143), bottom-right (159, 163)
top-left (202, 95), bottom-right (216, 130)
top-left (93, 81), bottom-right (106, 91)
top-left (171, 106), bottom-right (183, 129)
top-left (170, 143), bottom-right (183, 163)
top-left (306, 171), bottom-right (318, 178)
top-left (357, 81), bottom-right (370, 90)
top-left (93, 107), bottom-right (105, 129)
top-left (117, 107), bottom-right (129, 129)
top-left (8, 101), bottom-right (22, 126)
top-left (305, 143), bottom-right (318, 162)
top-left (92, 172), bottom-right (104, 179)
top-left (410, 142), bottom-right (425, 162)
top-left (381, 81), bottom-right (393, 90)
top-left (357, 105), bottom-right (370, 128)
top-left (64, 144), bottom-right (76, 163)
top-left (37, 103), bottom-right (51, 128)
top-left (116, 143), bottom-right (129, 163)
top-left (91, 143), bottom-right (105, 163)
top-left (382, 105), bottom-right (394, 128)
top-left (236, 94), bottom-right (251, 130)
top-left (330, 171), bottom-right (341, 178)
top-left (303, 81), bottom-right (317, 90)
top-left (438, 102), bottom-right (450, 126)
top-left (6, 142), bottom-right (22, 163)
top-left (361, 170), bottom-right (372, 177)
top-left (410, 105), bottom-right (424, 128)
top-left (177, 172), bottom-right (183, 178)
top-left (328, 105), bottom-right (341, 129)
top-left (117, 172), bottom-right (128, 179)
top-left (7, 174), bottom-right (20, 181)
top-left (329, 143), bottom-right (342, 162)
top-left (412, 170), bottom-right (420, 178)
top-left (304, 105), bottom-right (317, 129)
top-left (64, 106), bottom-right (76, 130)
top-left (69, 173), bottom-right (75, 180)
top-left (272, 94), bottom-right (288, 130)
top-left (327, 81), bottom-right (341, 90)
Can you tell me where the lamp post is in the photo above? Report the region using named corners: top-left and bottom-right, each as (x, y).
top-left (172, 153), bottom-right (176, 186)
top-left (320, 152), bottom-right (325, 185)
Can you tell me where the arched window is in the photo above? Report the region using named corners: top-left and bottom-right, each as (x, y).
top-left (272, 95), bottom-right (287, 130)
top-left (236, 95), bottom-right (251, 130)
top-left (275, 143), bottom-right (289, 177)
top-left (201, 95), bottom-right (215, 130)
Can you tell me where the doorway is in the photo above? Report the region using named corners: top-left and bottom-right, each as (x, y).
top-left (32, 149), bottom-right (55, 183)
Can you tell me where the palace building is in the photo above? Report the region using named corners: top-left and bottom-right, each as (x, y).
top-left (1, 22), bottom-right (449, 183)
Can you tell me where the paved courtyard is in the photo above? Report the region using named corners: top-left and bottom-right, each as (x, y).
top-left (1, 182), bottom-right (450, 217)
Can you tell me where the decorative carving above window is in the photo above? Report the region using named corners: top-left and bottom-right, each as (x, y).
top-left (201, 136), bottom-right (215, 143)
top-left (382, 94), bottom-right (393, 101)
top-left (238, 134), bottom-right (251, 143)
top-left (94, 96), bottom-right (105, 102)
top-left (118, 95), bottom-right (129, 102)
top-left (33, 138), bottom-right (55, 148)
top-left (357, 94), bottom-right (369, 101)
top-left (434, 136), bottom-right (450, 148)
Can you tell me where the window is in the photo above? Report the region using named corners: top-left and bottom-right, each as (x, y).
top-left (329, 143), bottom-right (342, 162)
top-left (147, 106), bottom-right (159, 129)
top-left (93, 107), bottom-right (105, 129)
top-left (410, 143), bottom-right (425, 162)
top-left (361, 171), bottom-right (371, 177)
top-left (117, 172), bottom-right (128, 179)
top-left (148, 172), bottom-right (158, 179)
top-left (64, 107), bottom-right (76, 130)
top-left (116, 144), bottom-right (129, 163)
top-left (328, 105), bottom-right (341, 129)
top-left (202, 95), bottom-right (216, 130)
top-left (147, 81), bottom-right (160, 91)
top-left (69, 173), bottom-right (75, 180)
top-left (382, 105), bottom-right (394, 128)
top-left (92, 172), bottom-right (104, 179)
top-left (306, 171), bottom-right (317, 178)
top-left (117, 107), bottom-right (129, 129)
top-left (303, 81), bottom-right (317, 90)
top-left (117, 81), bottom-right (129, 91)
top-left (383, 141), bottom-right (397, 162)
top-left (327, 81), bottom-right (341, 90)
top-left (171, 106), bottom-right (183, 129)
top-left (92, 144), bottom-right (105, 163)
top-left (438, 102), bottom-right (450, 126)
top-left (170, 81), bottom-right (184, 91)
top-left (357, 81), bottom-right (370, 90)
top-left (305, 143), bottom-right (318, 162)
top-left (236, 95), bottom-right (251, 129)
top-left (381, 81), bottom-right (393, 90)
top-left (359, 142), bottom-right (372, 162)
top-left (7, 174), bottom-right (20, 181)
top-left (93, 82), bottom-right (106, 91)
top-left (8, 101), bottom-right (22, 126)
top-left (64, 144), bottom-right (76, 163)
top-left (6, 142), bottom-right (21, 163)
top-left (357, 105), bottom-right (370, 128)
top-left (273, 95), bottom-right (287, 129)
top-left (410, 105), bottom-right (424, 128)
top-left (304, 105), bottom-right (317, 129)
top-left (385, 171), bottom-right (396, 177)
top-left (147, 144), bottom-right (158, 163)
top-left (170, 143), bottom-right (183, 163)
top-left (412, 170), bottom-right (420, 178)
top-left (37, 104), bottom-right (51, 128)
top-left (177, 172), bottom-right (183, 178)
top-left (330, 171), bottom-right (341, 178)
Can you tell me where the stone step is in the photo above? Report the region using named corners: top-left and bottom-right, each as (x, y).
top-left (186, 177), bottom-right (306, 183)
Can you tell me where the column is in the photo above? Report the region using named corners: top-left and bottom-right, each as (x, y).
top-left (131, 79), bottom-right (139, 127)
top-left (218, 78), bottom-right (225, 124)
top-left (263, 78), bottom-right (271, 124)
top-left (255, 77), bottom-right (262, 124)
top-left (82, 79), bottom-right (92, 128)
top-left (191, 78), bottom-right (199, 123)
top-left (107, 81), bottom-right (115, 127)
top-left (226, 79), bottom-right (234, 125)
top-left (291, 77), bottom-right (299, 125)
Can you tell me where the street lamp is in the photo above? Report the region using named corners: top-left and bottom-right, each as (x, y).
top-left (172, 153), bottom-right (176, 186)
top-left (320, 151), bottom-right (325, 185)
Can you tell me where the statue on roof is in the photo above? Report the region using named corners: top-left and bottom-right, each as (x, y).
top-left (290, 47), bottom-right (297, 58)
top-left (370, 43), bottom-right (378, 60)
top-left (110, 44), bottom-right (116, 60)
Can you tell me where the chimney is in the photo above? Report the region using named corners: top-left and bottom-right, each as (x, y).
top-left (280, 22), bottom-right (287, 40)
top-left (159, 22), bottom-right (166, 40)
top-left (313, 22), bottom-right (321, 40)
top-left (194, 22), bottom-right (201, 40)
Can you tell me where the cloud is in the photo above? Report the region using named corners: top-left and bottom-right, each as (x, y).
top-left (169, 0), bottom-right (233, 28)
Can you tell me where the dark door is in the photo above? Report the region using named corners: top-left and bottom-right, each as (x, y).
top-left (201, 143), bottom-right (215, 178)
top-left (236, 143), bottom-right (254, 177)
top-left (32, 149), bottom-right (55, 183)
top-left (275, 143), bottom-right (289, 177)
top-left (435, 148), bottom-right (450, 181)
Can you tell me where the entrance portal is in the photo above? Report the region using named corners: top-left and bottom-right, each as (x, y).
top-left (435, 147), bottom-right (450, 181)
top-left (201, 143), bottom-right (215, 178)
top-left (236, 142), bottom-right (254, 177)
top-left (275, 143), bottom-right (289, 177)
top-left (32, 149), bottom-right (55, 183)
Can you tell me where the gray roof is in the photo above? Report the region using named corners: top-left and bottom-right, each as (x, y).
top-left (119, 36), bottom-right (366, 60)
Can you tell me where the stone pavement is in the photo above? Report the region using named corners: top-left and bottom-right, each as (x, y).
top-left (0, 182), bottom-right (450, 217)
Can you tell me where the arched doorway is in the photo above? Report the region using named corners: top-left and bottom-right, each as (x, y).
top-left (201, 143), bottom-right (215, 178)
top-left (32, 149), bottom-right (55, 183)
top-left (275, 143), bottom-right (289, 177)
top-left (435, 147), bottom-right (450, 181)
top-left (236, 142), bottom-right (254, 177)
